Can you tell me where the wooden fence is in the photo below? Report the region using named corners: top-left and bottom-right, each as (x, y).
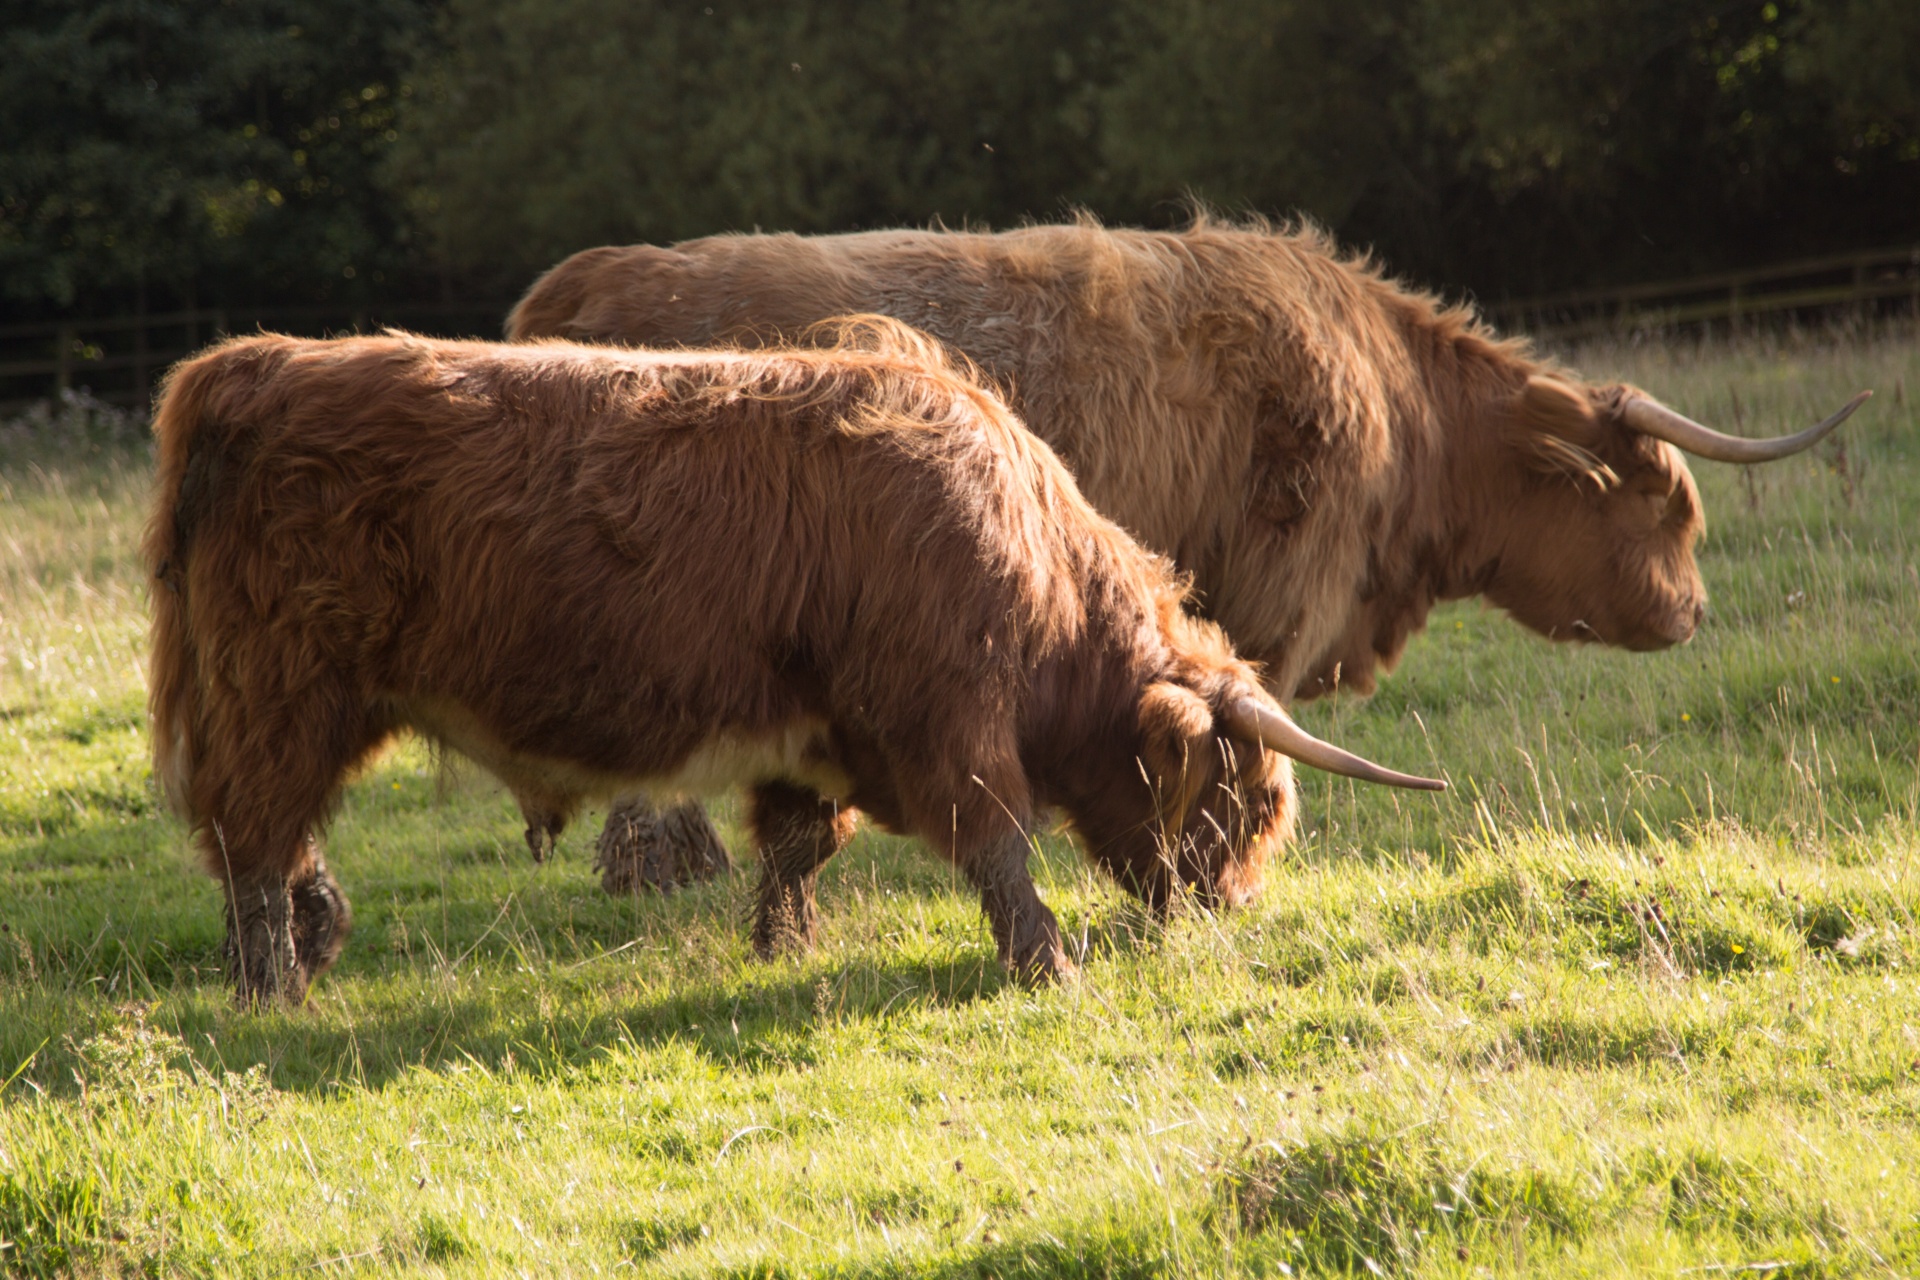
top-left (5, 243), bottom-right (1918, 413)
top-left (1486, 243), bottom-right (1920, 338)
top-left (0, 302), bottom-right (510, 415)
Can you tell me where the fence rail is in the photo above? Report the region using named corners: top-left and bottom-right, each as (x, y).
top-left (0, 302), bottom-right (512, 415)
top-left (1486, 243), bottom-right (1920, 337)
top-left (6, 244), bottom-right (1919, 412)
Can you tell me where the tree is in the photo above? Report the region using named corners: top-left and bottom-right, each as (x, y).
top-left (1404, 0), bottom-right (1920, 292)
top-left (0, 0), bottom-right (434, 314)
top-left (1096, 0), bottom-right (1426, 232)
top-left (388, 0), bottom-right (1115, 289)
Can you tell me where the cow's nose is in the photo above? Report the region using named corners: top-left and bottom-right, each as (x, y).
top-left (1674, 596), bottom-right (1706, 644)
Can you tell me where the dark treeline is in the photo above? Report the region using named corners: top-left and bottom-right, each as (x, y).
top-left (4, 0), bottom-right (1916, 320)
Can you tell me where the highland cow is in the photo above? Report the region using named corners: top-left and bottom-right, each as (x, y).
top-left (145, 323), bottom-right (1443, 1005)
top-left (509, 215), bottom-right (1868, 893)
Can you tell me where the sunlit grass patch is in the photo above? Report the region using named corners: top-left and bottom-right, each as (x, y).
top-left (0, 327), bottom-right (1917, 1275)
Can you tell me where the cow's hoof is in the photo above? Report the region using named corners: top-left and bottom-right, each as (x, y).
top-left (1006, 939), bottom-right (1078, 986)
top-left (290, 845), bottom-right (352, 983)
top-left (523, 810), bottom-right (564, 863)
top-left (224, 870), bottom-right (304, 1008)
top-left (596, 797), bottom-right (732, 895)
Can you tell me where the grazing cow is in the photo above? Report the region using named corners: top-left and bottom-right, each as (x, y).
top-left (508, 215), bottom-right (1868, 892)
top-left (145, 323), bottom-right (1443, 1005)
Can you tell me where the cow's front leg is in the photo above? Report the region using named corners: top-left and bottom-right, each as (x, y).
top-left (749, 781), bottom-right (857, 958)
top-left (966, 834), bottom-right (1075, 983)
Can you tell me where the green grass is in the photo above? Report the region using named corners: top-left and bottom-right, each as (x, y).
top-left (1, 328), bottom-right (1917, 1278)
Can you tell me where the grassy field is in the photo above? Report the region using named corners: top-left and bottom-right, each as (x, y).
top-left (1, 323), bottom-right (1916, 1278)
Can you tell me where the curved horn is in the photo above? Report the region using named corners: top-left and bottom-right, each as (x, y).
top-left (1622, 390), bottom-right (1871, 463)
top-left (1223, 696), bottom-right (1447, 792)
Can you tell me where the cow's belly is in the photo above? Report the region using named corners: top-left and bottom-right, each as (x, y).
top-left (396, 694), bottom-right (852, 808)
top-left (638, 720), bottom-right (853, 803)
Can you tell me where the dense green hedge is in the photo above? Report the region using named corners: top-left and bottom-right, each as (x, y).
top-left (4, 0), bottom-right (1915, 315)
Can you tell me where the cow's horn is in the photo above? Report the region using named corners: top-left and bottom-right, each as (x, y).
top-left (1621, 390), bottom-right (1870, 463)
top-left (1222, 696), bottom-right (1447, 792)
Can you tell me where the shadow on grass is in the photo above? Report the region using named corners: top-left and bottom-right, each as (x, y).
top-left (711, 1235), bottom-right (1178, 1280)
top-left (2, 803), bottom-right (1214, 1100)
top-left (7, 943), bottom-right (1030, 1099)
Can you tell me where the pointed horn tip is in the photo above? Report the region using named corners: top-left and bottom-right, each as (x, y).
top-left (1226, 696), bottom-right (1451, 794)
top-left (1623, 387), bottom-right (1873, 463)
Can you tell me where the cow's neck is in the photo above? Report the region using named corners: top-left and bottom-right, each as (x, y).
top-left (1285, 341), bottom-right (1525, 703)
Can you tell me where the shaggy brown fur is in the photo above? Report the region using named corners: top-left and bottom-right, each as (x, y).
top-left (511, 215), bottom-right (1709, 703)
top-left (145, 322), bottom-right (1345, 1004)
top-left (510, 216), bottom-right (1711, 890)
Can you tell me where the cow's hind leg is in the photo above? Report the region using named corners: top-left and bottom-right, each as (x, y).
top-left (289, 838), bottom-right (352, 982)
top-left (595, 796), bottom-right (732, 894)
top-left (223, 859), bottom-right (302, 1005)
top-left (221, 837), bottom-right (352, 1005)
top-left (200, 687), bottom-right (378, 1007)
top-left (749, 782), bottom-right (856, 958)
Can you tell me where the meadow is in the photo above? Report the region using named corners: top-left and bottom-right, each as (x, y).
top-left (1, 322), bottom-right (1916, 1277)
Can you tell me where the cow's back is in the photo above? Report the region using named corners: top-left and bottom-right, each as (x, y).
top-left (154, 333), bottom-right (1115, 781)
top-left (509, 224), bottom-right (1426, 695)
top-left (512, 228), bottom-right (1249, 561)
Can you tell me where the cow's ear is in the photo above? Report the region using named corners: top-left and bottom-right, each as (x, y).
top-left (1516, 375), bottom-right (1602, 444)
top-left (1510, 376), bottom-right (1619, 491)
top-left (1138, 681), bottom-right (1213, 793)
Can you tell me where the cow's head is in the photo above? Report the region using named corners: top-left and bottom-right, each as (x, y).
top-left (1075, 618), bottom-right (1445, 912)
top-left (1479, 377), bottom-right (1868, 650)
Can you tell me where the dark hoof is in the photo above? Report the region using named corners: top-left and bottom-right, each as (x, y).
top-left (596, 797), bottom-right (732, 895)
top-left (524, 811), bottom-right (565, 864)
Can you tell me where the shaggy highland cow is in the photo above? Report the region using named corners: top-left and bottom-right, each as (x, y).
top-left (508, 215), bottom-right (1868, 893)
top-left (145, 322), bottom-right (1443, 1005)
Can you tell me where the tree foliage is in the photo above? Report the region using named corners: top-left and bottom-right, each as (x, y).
top-left (394, 0), bottom-right (1919, 298)
top-left (0, 0), bottom-right (432, 313)
top-left (4, 0), bottom-right (1916, 313)
top-left (386, 0), bottom-right (1115, 289)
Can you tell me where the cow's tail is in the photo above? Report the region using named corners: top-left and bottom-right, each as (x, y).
top-left (143, 336), bottom-right (277, 820)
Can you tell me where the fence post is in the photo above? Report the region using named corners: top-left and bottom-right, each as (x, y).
top-left (55, 323), bottom-right (74, 396)
top-left (133, 320), bottom-right (149, 405)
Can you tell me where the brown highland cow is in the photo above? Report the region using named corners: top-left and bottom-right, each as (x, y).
top-left (508, 215), bottom-right (1868, 893)
top-left (145, 322), bottom-right (1442, 1005)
